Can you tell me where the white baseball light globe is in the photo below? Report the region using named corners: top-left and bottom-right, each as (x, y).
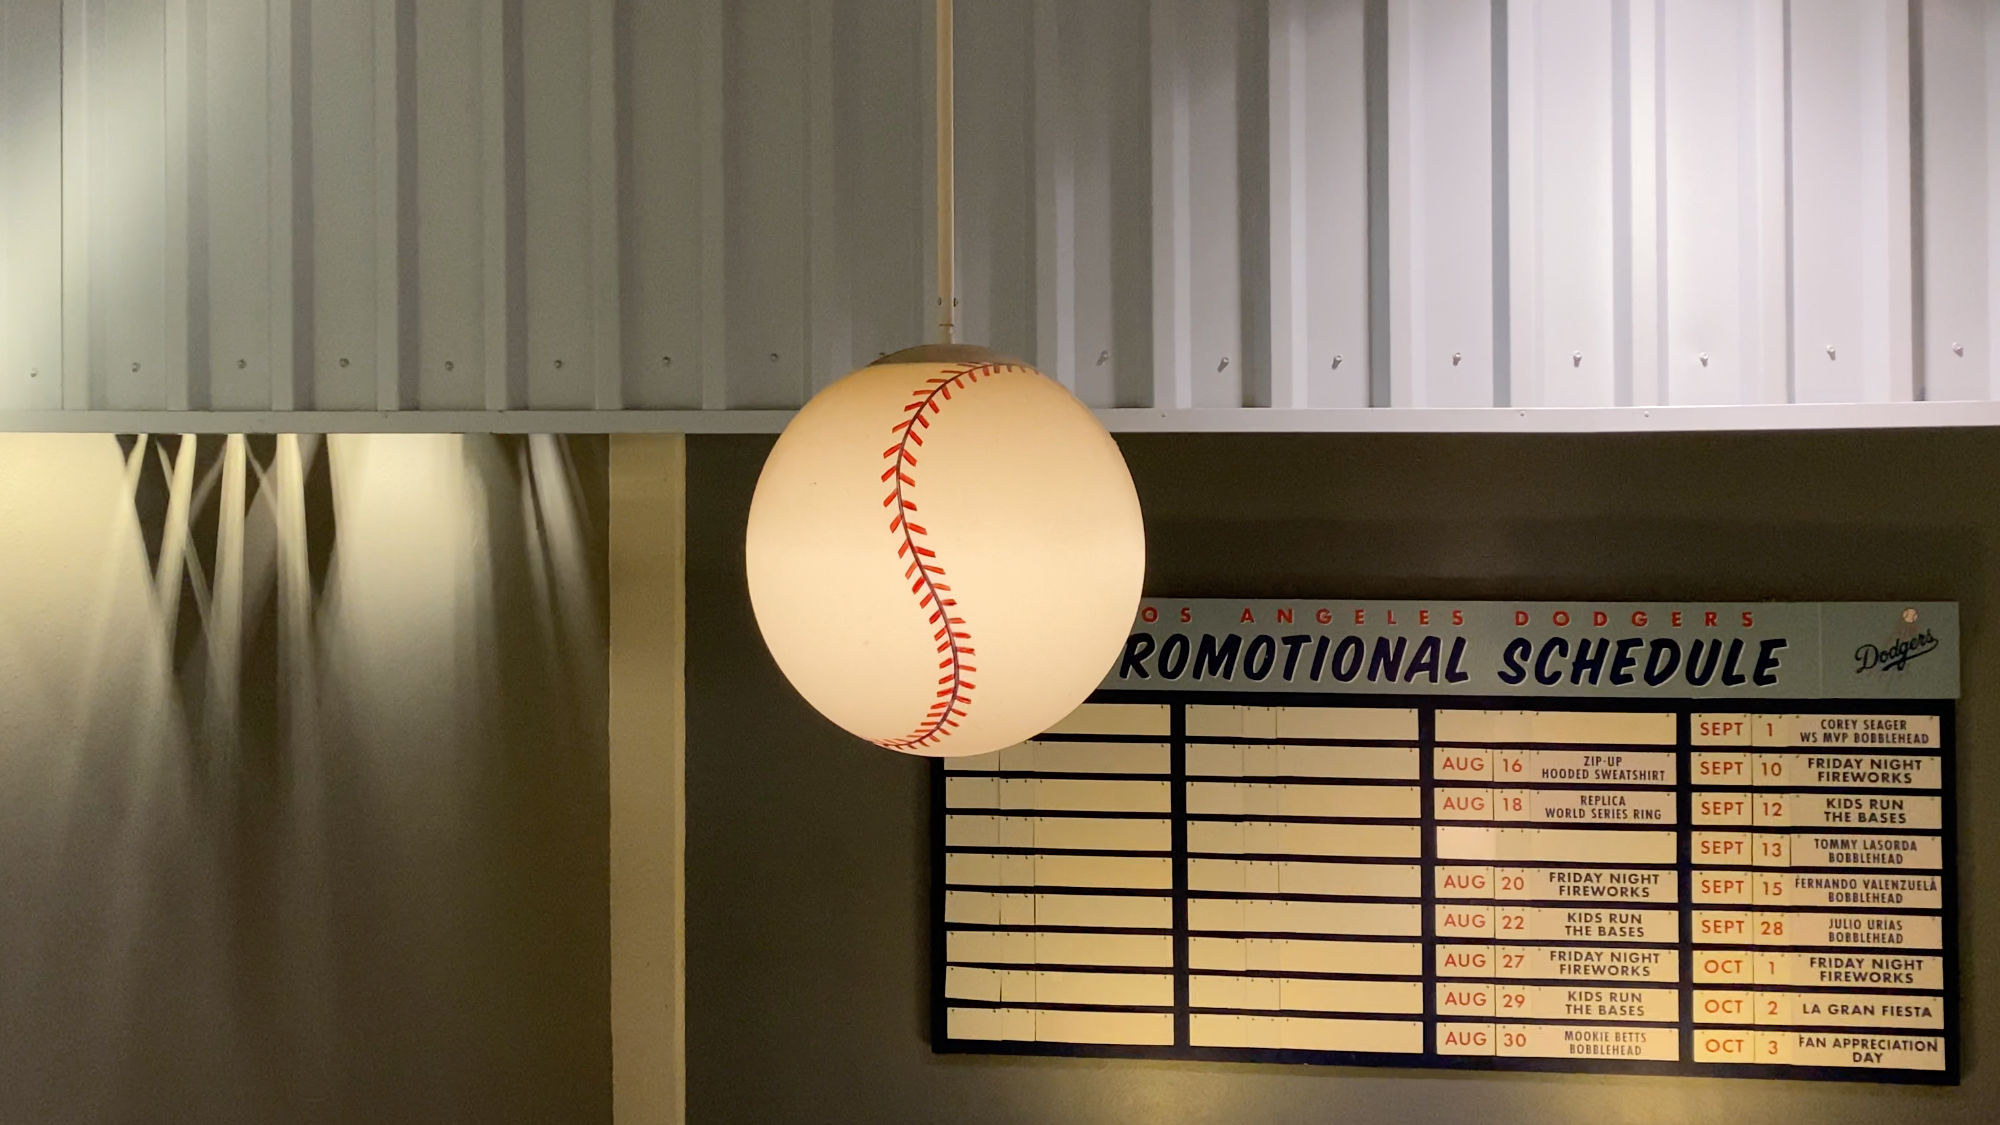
top-left (746, 344), bottom-right (1145, 757)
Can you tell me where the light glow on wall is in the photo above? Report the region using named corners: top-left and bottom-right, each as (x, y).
top-left (0, 432), bottom-right (608, 1120)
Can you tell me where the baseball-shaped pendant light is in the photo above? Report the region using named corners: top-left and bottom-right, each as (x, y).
top-left (743, 0), bottom-right (1143, 757)
top-left (746, 344), bottom-right (1144, 757)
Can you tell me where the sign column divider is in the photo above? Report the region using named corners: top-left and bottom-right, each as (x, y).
top-left (1419, 703), bottom-right (1438, 1057)
top-left (1676, 706), bottom-right (1695, 1064)
top-left (1170, 702), bottom-right (1190, 1049)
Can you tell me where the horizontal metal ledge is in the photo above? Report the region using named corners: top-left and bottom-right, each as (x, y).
top-left (1098, 401), bottom-right (2000, 433)
top-left (0, 401), bottom-right (1997, 435)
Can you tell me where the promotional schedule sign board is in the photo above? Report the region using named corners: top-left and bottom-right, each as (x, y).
top-left (933, 601), bottom-right (1958, 1083)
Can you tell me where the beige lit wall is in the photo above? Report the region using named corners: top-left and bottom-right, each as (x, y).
top-left (0, 433), bottom-right (613, 1124)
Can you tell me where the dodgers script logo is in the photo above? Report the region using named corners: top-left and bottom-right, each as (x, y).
top-left (1855, 629), bottom-right (1939, 674)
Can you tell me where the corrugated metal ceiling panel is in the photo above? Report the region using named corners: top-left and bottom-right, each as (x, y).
top-left (0, 0), bottom-right (1993, 430)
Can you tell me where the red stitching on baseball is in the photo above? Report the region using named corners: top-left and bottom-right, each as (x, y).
top-left (873, 362), bottom-right (1019, 751)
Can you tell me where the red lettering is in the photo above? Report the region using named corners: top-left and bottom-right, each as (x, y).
top-left (1553, 611), bottom-right (1570, 627)
top-left (1631, 610), bottom-right (1647, 627)
top-left (1315, 608), bottom-right (1332, 625)
top-left (1705, 612), bottom-right (1718, 627)
top-left (1742, 611), bottom-right (1754, 627)
top-left (1386, 609), bottom-right (1398, 625)
top-left (1672, 611), bottom-right (1683, 627)
top-left (1592, 610), bottom-right (1608, 627)
top-left (1180, 606), bottom-right (1193, 623)
top-left (1241, 608), bottom-right (1255, 623)
top-left (1452, 609), bottom-right (1464, 626)
top-left (1514, 610), bottom-right (1529, 626)
top-left (1419, 609), bottom-right (1431, 626)
top-left (1355, 609), bottom-right (1366, 625)
top-left (1140, 606), bottom-right (1159, 623)
top-left (1276, 607), bottom-right (1293, 624)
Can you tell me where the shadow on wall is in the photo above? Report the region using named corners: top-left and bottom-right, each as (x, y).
top-left (0, 434), bottom-right (613, 1125)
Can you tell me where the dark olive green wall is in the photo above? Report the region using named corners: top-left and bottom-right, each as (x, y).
top-left (688, 429), bottom-right (1993, 1124)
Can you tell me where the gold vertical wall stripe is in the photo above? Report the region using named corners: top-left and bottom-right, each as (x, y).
top-left (608, 434), bottom-right (687, 1125)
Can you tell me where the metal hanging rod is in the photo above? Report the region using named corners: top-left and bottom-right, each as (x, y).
top-left (936, 0), bottom-right (956, 345)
